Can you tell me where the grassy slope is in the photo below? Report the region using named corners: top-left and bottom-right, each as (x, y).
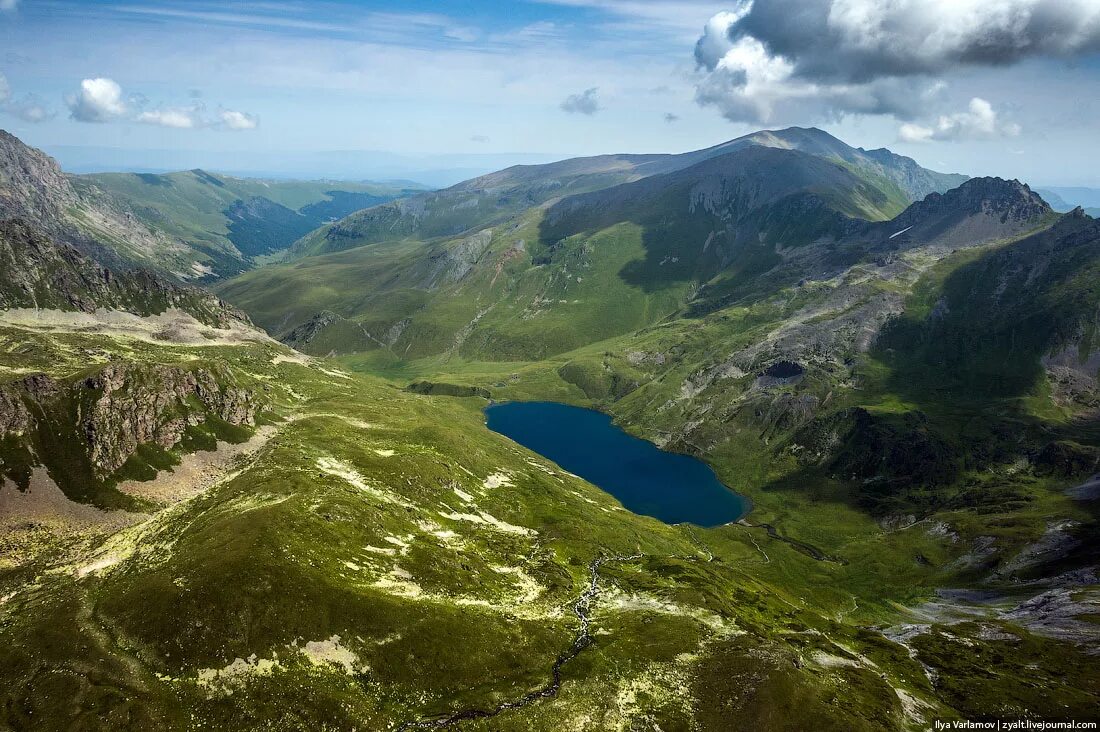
top-left (4, 217), bottom-right (1099, 726)
top-left (219, 147), bottom-right (919, 363)
top-left (76, 171), bottom-right (416, 278)
top-left (316, 213), bottom-right (1100, 722)
top-left (0, 324), bottom-right (971, 731)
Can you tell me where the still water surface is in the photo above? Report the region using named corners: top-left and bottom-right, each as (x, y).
top-left (485, 401), bottom-right (749, 527)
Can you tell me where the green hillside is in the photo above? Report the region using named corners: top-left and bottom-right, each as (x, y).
top-left (221, 139), bottom-right (960, 361)
top-left (3, 126), bottom-right (1098, 729)
top-left (77, 170), bottom-right (420, 278)
top-left (291, 127), bottom-right (964, 260)
top-left (5, 275), bottom-right (1099, 729)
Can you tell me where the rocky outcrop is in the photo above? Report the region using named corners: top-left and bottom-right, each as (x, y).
top-left (0, 388), bottom-right (33, 435)
top-left (0, 218), bottom-right (250, 327)
top-left (282, 310), bottom-right (340, 348)
top-left (0, 362), bottom-right (261, 481)
top-left (879, 177), bottom-right (1053, 251)
top-left (0, 129), bottom-right (176, 268)
top-left (80, 364), bottom-right (259, 475)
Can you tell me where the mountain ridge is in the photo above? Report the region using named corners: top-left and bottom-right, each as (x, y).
top-left (0, 217), bottom-right (249, 327)
top-left (221, 140), bottom-right (1031, 363)
top-left (290, 126), bottom-right (966, 259)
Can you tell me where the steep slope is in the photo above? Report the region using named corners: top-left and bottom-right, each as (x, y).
top-left (689, 176), bottom-right (1056, 315)
top-left (0, 218), bottom-right (248, 327)
top-left (292, 126), bottom-right (964, 258)
top-left (0, 129), bottom-right (416, 280)
top-left (224, 141), bottom-right (959, 361)
top-left (0, 130), bottom-right (183, 269)
top-left (77, 170), bottom-right (418, 277)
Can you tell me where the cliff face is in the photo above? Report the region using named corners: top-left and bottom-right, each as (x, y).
top-left (0, 362), bottom-right (261, 488)
top-left (79, 363), bottom-right (260, 476)
top-left (0, 218), bottom-right (250, 327)
top-left (0, 129), bottom-right (175, 268)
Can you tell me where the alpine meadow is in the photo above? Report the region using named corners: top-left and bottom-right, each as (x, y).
top-left (1, 1), bottom-right (1100, 730)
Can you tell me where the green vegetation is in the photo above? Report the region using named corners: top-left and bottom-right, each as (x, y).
top-left (77, 170), bottom-right (419, 278)
top-left (2, 127), bottom-right (1098, 729)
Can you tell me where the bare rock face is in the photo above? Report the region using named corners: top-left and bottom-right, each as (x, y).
top-left (80, 363), bottom-right (259, 476)
top-left (0, 389), bottom-right (33, 435)
top-left (0, 218), bottom-right (250, 327)
top-left (0, 363), bottom-right (260, 480)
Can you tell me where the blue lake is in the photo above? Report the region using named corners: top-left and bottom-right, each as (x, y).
top-left (484, 401), bottom-right (749, 527)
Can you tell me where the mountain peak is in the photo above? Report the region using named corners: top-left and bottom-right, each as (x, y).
top-left (931, 176), bottom-right (1049, 213)
top-left (880, 176), bottom-right (1054, 249)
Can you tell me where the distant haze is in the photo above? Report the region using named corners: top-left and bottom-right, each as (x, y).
top-left (46, 145), bottom-right (567, 188)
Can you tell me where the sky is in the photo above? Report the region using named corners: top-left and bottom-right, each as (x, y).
top-left (1, 0), bottom-right (1099, 186)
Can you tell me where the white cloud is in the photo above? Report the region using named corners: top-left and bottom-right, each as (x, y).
top-left (218, 109), bottom-right (259, 130)
top-left (899, 98), bottom-right (1021, 143)
top-left (61, 77), bottom-right (258, 130)
top-left (561, 87), bottom-right (601, 115)
top-left (693, 0), bottom-right (1100, 125)
top-left (6, 95), bottom-right (54, 123)
top-left (0, 74), bottom-right (53, 123)
top-left (0, 0), bottom-right (18, 12)
top-left (66, 77), bottom-right (127, 122)
top-left (138, 106), bottom-right (259, 131)
top-left (137, 107), bottom-right (203, 129)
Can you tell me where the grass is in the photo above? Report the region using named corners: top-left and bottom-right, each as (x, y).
top-left (6, 154), bottom-right (1100, 727)
top-left (76, 171), bottom-right (414, 278)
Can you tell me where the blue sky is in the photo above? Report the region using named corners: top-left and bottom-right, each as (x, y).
top-left (2, 0), bottom-right (1099, 186)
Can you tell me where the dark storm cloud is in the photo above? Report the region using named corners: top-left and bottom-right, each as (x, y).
top-left (693, 0), bottom-right (1100, 128)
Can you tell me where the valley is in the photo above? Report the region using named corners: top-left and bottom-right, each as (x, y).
top-left (1, 125), bottom-right (1098, 731)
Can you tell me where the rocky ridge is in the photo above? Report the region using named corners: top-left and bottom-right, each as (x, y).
top-left (0, 362), bottom-right (261, 484)
top-left (0, 129), bottom-right (181, 268)
top-left (0, 218), bottom-right (249, 327)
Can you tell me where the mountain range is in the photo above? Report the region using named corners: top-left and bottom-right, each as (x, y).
top-left (0, 131), bottom-right (416, 281)
top-left (1, 126), bottom-right (1098, 730)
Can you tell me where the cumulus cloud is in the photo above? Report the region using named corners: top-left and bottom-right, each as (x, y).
top-left (137, 107), bottom-right (203, 129)
top-left (694, 0), bottom-right (1100, 127)
top-left (62, 77), bottom-right (258, 130)
top-left (218, 109), bottom-right (259, 130)
top-left (561, 87), bottom-right (601, 115)
top-left (67, 78), bottom-right (128, 122)
top-left (898, 98), bottom-right (1021, 142)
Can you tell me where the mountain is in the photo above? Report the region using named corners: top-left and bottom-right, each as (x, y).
top-left (637, 126), bottom-right (968, 201)
top-left (3, 126), bottom-right (1100, 728)
top-left (219, 133), bottom-right (979, 361)
top-left (77, 169), bottom-right (420, 278)
top-left (292, 126), bottom-right (965, 258)
top-left (0, 129), bottom-right (180, 269)
top-left (0, 129), bottom-right (417, 280)
top-left (0, 218), bottom-right (247, 327)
